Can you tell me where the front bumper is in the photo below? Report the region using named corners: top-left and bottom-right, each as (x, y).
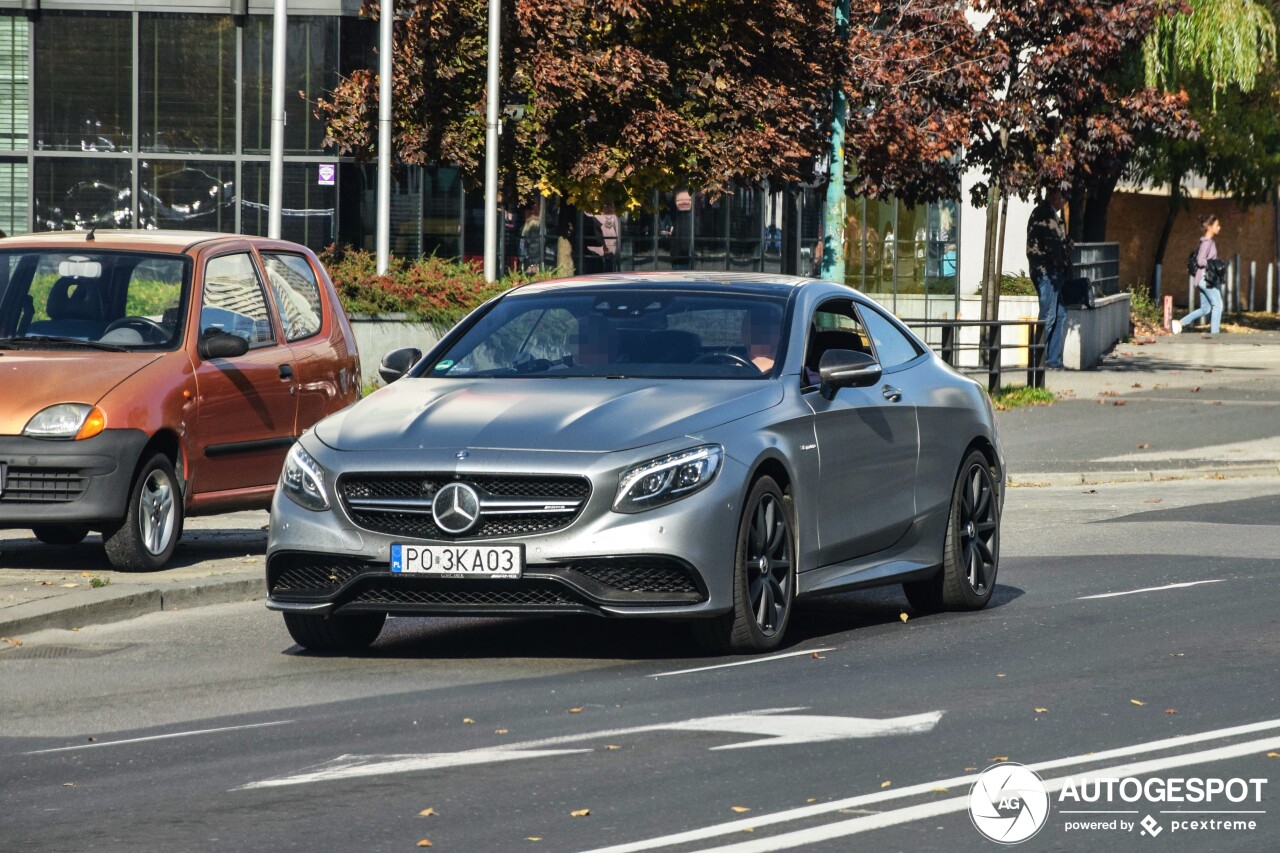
top-left (265, 444), bottom-right (746, 619)
top-left (0, 429), bottom-right (149, 528)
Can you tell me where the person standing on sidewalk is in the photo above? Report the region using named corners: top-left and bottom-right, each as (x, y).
top-left (1172, 214), bottom-right (1224, 335)
top-left (1027, 188), bottom-right (1071, 369)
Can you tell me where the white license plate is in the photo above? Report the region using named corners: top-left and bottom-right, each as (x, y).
top-left (390, 544), bottom-right (523, 578)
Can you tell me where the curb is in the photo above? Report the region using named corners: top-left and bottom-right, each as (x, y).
top-left (1007, 463), bottom-right (1280, 488)
top-left (0, 575), bottom-right (263, 638)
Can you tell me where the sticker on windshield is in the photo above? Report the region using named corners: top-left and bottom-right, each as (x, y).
top-left (435, 360), bottom-right (454, 370)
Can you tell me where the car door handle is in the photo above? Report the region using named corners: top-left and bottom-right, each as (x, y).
top-left (882, 385), bottom-right (903, 402)
top-left (279, 364), bottom-right (294, 380)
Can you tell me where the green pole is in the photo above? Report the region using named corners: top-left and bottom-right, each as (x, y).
top-left (819, 0), bottom-right (850, 283)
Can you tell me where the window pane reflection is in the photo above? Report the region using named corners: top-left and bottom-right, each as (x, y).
top-left (241, 162), bottom-right (336, 252)
top-left (34, 13), bottom-right (132, 152)
top-left (243, 17), bottom-right (339, 155)
top-left (34, 158), bottom-right (131, 231)
top-left (140, 14), bottom-right (235, 153)
top-left (139, 160), bottom-right (235, 233)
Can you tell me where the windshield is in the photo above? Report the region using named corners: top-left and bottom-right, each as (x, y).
top-left (426, 287), bottom-right (791, 379)
top-left (0, 249), bottom-right (189, 350)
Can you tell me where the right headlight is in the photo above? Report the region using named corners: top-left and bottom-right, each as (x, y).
top-left (281, 443), bottom-right (329, 511)
top-left (613, 445), bottom-right (723, 513)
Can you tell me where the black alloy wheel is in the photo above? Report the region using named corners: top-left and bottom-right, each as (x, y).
top-left (695, 476), bottom-right (796, 653)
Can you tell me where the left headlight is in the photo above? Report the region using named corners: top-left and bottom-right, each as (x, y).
top-left (614, 445), bottom-right (723, 513)
top-left (281, 443), bottom-right (330, 511)
top-left (23, 404), bottom-right (106, 440)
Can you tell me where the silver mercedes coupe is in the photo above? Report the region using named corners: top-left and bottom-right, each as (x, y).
top-left (266, 273), bottom-right (1004, 654)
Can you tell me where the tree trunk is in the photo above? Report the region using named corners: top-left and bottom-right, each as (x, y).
top-left (1082, 173), bottom-right (1117, 243)
top-left (1068, 184), bottom-right (1087, 244)
top-left (980, 186), bottom-right (1003, 325)
top-left (1150, 180), bottom-right (1184, 301)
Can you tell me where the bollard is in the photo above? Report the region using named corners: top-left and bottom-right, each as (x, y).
top-left (1163, 295), bottom-right (1172, 331)
top-left (1234, 253), bottom-right (1242, 313)
top-left (1188, 274), bottom-right (1195, 312)
top-left (1269, 263), bottom-right (1276, 314)
top-left (1249, 261), bottom-right (1257, 312)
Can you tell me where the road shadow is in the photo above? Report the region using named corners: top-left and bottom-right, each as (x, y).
top-left (0, 528), bottom-right (266, 573)
top-left (285, 583), bottom-right (1025, 662)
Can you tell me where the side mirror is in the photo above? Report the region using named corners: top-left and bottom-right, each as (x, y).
top-left (378, 347), bottom-right (422, 384)
top-left (198, 330), bottom-right (250, 360)
top-left (818, 349), bottom-right (882, 389)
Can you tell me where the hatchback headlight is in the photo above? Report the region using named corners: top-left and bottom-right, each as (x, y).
top-left (281, 443), bottom-right (329, 511)
top-left (23, 403), bottom-right (106, 440)
top-left (614, 445), bottom-right (723, 513)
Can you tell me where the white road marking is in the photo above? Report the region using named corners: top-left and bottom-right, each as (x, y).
top-left (680, 734), bottom-right (1280, 852)
top-left (25, 720), bottom-right (294, 755)
top-left (583, 717), bottom-right (1280, 853)
top-left (236, 707), bottom-right (941, 789)
top-left (1095, 435), bottom-right (1280, 463)
top-left (1078, 579), bottom-right (1226, 600)
top-left (651, 648), bottom-right (836, 678)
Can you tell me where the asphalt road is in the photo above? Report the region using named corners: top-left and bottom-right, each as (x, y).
top-left (3, 475), bottom-right (1278, 852)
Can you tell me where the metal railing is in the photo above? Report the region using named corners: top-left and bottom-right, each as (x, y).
top-left (903, 318), bottom-right (1046, 394)
top-left (1071, 242), bottom-right (1120, 296)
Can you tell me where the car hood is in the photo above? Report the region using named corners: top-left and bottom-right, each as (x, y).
top-left (0, 351), bottom-right (164, 435)
top-left (314, 378), bottom-right (785, 453)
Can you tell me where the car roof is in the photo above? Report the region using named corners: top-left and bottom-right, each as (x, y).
top-left (0, 230), bottom-right (270, 254)
top-left (513, 271), bottom-right (826, 298)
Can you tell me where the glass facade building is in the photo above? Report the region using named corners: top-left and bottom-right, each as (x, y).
top-left (0, 5), bottom-right (958, 310)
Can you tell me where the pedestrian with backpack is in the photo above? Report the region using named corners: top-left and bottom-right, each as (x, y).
top-left (1173, 214), bottom-right (1224, 335)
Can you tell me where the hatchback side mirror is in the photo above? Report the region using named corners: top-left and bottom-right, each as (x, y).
top-left (818, 349), bottom-right (882, 389)
top-left (198, 330), bottom-right (250, 360)
top-left (378, 347), bottom-right (422, 384)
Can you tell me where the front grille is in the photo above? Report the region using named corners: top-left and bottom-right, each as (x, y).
top-left (0, 468), bottom-right (88, 503)
top-left (338, 473), bottom-right (591, 540)
top-left (351, 586), bottom-right (580, 608)
top-left (269, 554), bottom-right (372, 597)
top-left (567, 559), bottom-right (702, 595)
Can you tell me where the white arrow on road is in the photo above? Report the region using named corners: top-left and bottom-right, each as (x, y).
top-left (238, 707), bottom-right (942, 790)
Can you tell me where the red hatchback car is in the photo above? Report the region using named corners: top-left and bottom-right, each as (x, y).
top-left (0, 231), bottom-right (360, 570)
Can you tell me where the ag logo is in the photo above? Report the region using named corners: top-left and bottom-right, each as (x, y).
top-left (969, 762), bottom-right (1050, 844)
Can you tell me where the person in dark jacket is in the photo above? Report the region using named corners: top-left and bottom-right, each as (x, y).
top-left (1026, 188), bottom-right (1071, 369)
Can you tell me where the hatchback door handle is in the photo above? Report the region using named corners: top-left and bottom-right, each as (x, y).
top-left (882, 385), bottom-right (903, 402)
top-left (279, 364), bottom-right (294, 380)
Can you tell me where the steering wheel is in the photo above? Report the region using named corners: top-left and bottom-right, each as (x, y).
top-left (693, 351), bottom-right (758, 371)
top-left (103, 316), bottom-right (169, 342)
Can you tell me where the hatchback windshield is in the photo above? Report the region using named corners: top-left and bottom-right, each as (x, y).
top-left (0, 250), bottom-right (189, 350)
top-left (428, 288), bottom-right (791, 379)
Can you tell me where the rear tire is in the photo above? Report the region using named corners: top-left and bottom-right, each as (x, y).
top-left (904, 449), bottom-right (1000, 612)
top-left (103, 453), bottom-right (183, 572)
top-left (693, 476), bottom-right (796, 654)
top-left (284, 612), bottom-right (386, 654)
top-left (32, 525), bottom-right (90, 546)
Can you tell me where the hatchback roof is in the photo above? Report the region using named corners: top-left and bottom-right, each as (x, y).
top-left (0, 230), bottom-right (264, 253)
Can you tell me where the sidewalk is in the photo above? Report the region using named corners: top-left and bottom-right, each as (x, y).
top-left (4, 329), bottom-right (1279, 638)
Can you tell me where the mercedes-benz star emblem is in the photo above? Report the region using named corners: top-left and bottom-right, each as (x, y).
top-left (432, 482), bottom-right (481, 534)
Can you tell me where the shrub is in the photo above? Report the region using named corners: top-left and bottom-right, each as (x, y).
top-left (319, 245), bottom-right (557, 324)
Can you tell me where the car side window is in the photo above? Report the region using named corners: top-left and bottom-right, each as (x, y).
top-left (802, 298), bottom-right (870, 388)
top-left (857, 303), bottom-right (924, 369)
top-left (201, 253), bottom-right (276, 348)
top-left (261, 252), bottom-right (323, 342)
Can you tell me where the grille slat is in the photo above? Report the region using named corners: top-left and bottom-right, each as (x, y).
top-left (352, 586), bottom-right (579, 607)
top-left (339, 473), bottom-right (590, 540)
top-left (0, 469), bottom-right (88, 503)
top-left (567, 559), bottom-right (701, 595)
top-left (269, 555), bottom-right (371, 596)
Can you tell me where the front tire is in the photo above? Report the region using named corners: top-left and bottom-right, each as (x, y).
top-left (904, 449), bottom-right (1000, 612)
top-left (103, 453), bottom-right (183, 572)
top-left (694, 476), bottom-right (796, 654)
top-left (32, 525), bottom-right (90, 546)
top-left (284, 612), bottom-right (386, 654)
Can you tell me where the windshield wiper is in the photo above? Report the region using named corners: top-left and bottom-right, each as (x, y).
top-left (0, 335), bottom-right (128, 352)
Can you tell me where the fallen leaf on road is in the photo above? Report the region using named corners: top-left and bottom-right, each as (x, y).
top-left (881, 781), bottom-right (892, 788)
top-left (1267, 752), bottom-right (1279, 758)
top-left (996, 673), bottom-right (1006, 678)
top-left (1144, 497), bottom-right (1163, 503)
top-left (1204, 368), bottom-right (1215, 373)
top-left (965, 767), bottom-right (978, 772)
top-left (1131, 384), bottom-right (1143, 388)
top-left (933, 787), bottom-right (950, 793)
top-left (811, 651), bottom-right (825, 659)
top-left (1035, 708), bottom-right (1049, 714)
top-left (1172, 653), bottom-right (1185, 657)
top-left (1190, 386), bottom-right (1201, 392)
top-left (526, 837), bottom-right (542, 842)
top-left (731, 806), bottom-right (751, 813)
top-left (568, 708), bottom-right (583, 714)
top-left (1131, 699), bottom-right (1146, 706)
top-left (1100, 390), bottom-right (1119, 397)
top-left (2, 637), bottom-right (21, 647)
top-left (418, 808), bottom-right (437, 817)
top-left (63, 782), bottom-right (75, 787)
top-left (806, 798), bottom-right (818, 803)
top-left (1165, 709), bottom-right (1178, 715)
top-left (416, 841), bottom-right (432, 848)
top-left (495, 729), bottom-right (508, 735)
top-left (80, 571), bottom-right (92, 577)
top-left (571, 809), bottom-right (590, 817)
top-left (990, 757), bottom-right (1009, 762)
top-left (1136, 443), bottom-right (1149, 449)
top-left (463, 718), bottom-right (475, 724)
top-left (604, 744), bottom-right (621, 750)
top-left (899, 612), bottom-right (909, 623)
top-left (1113, 400), bottom-right (1127, 406)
